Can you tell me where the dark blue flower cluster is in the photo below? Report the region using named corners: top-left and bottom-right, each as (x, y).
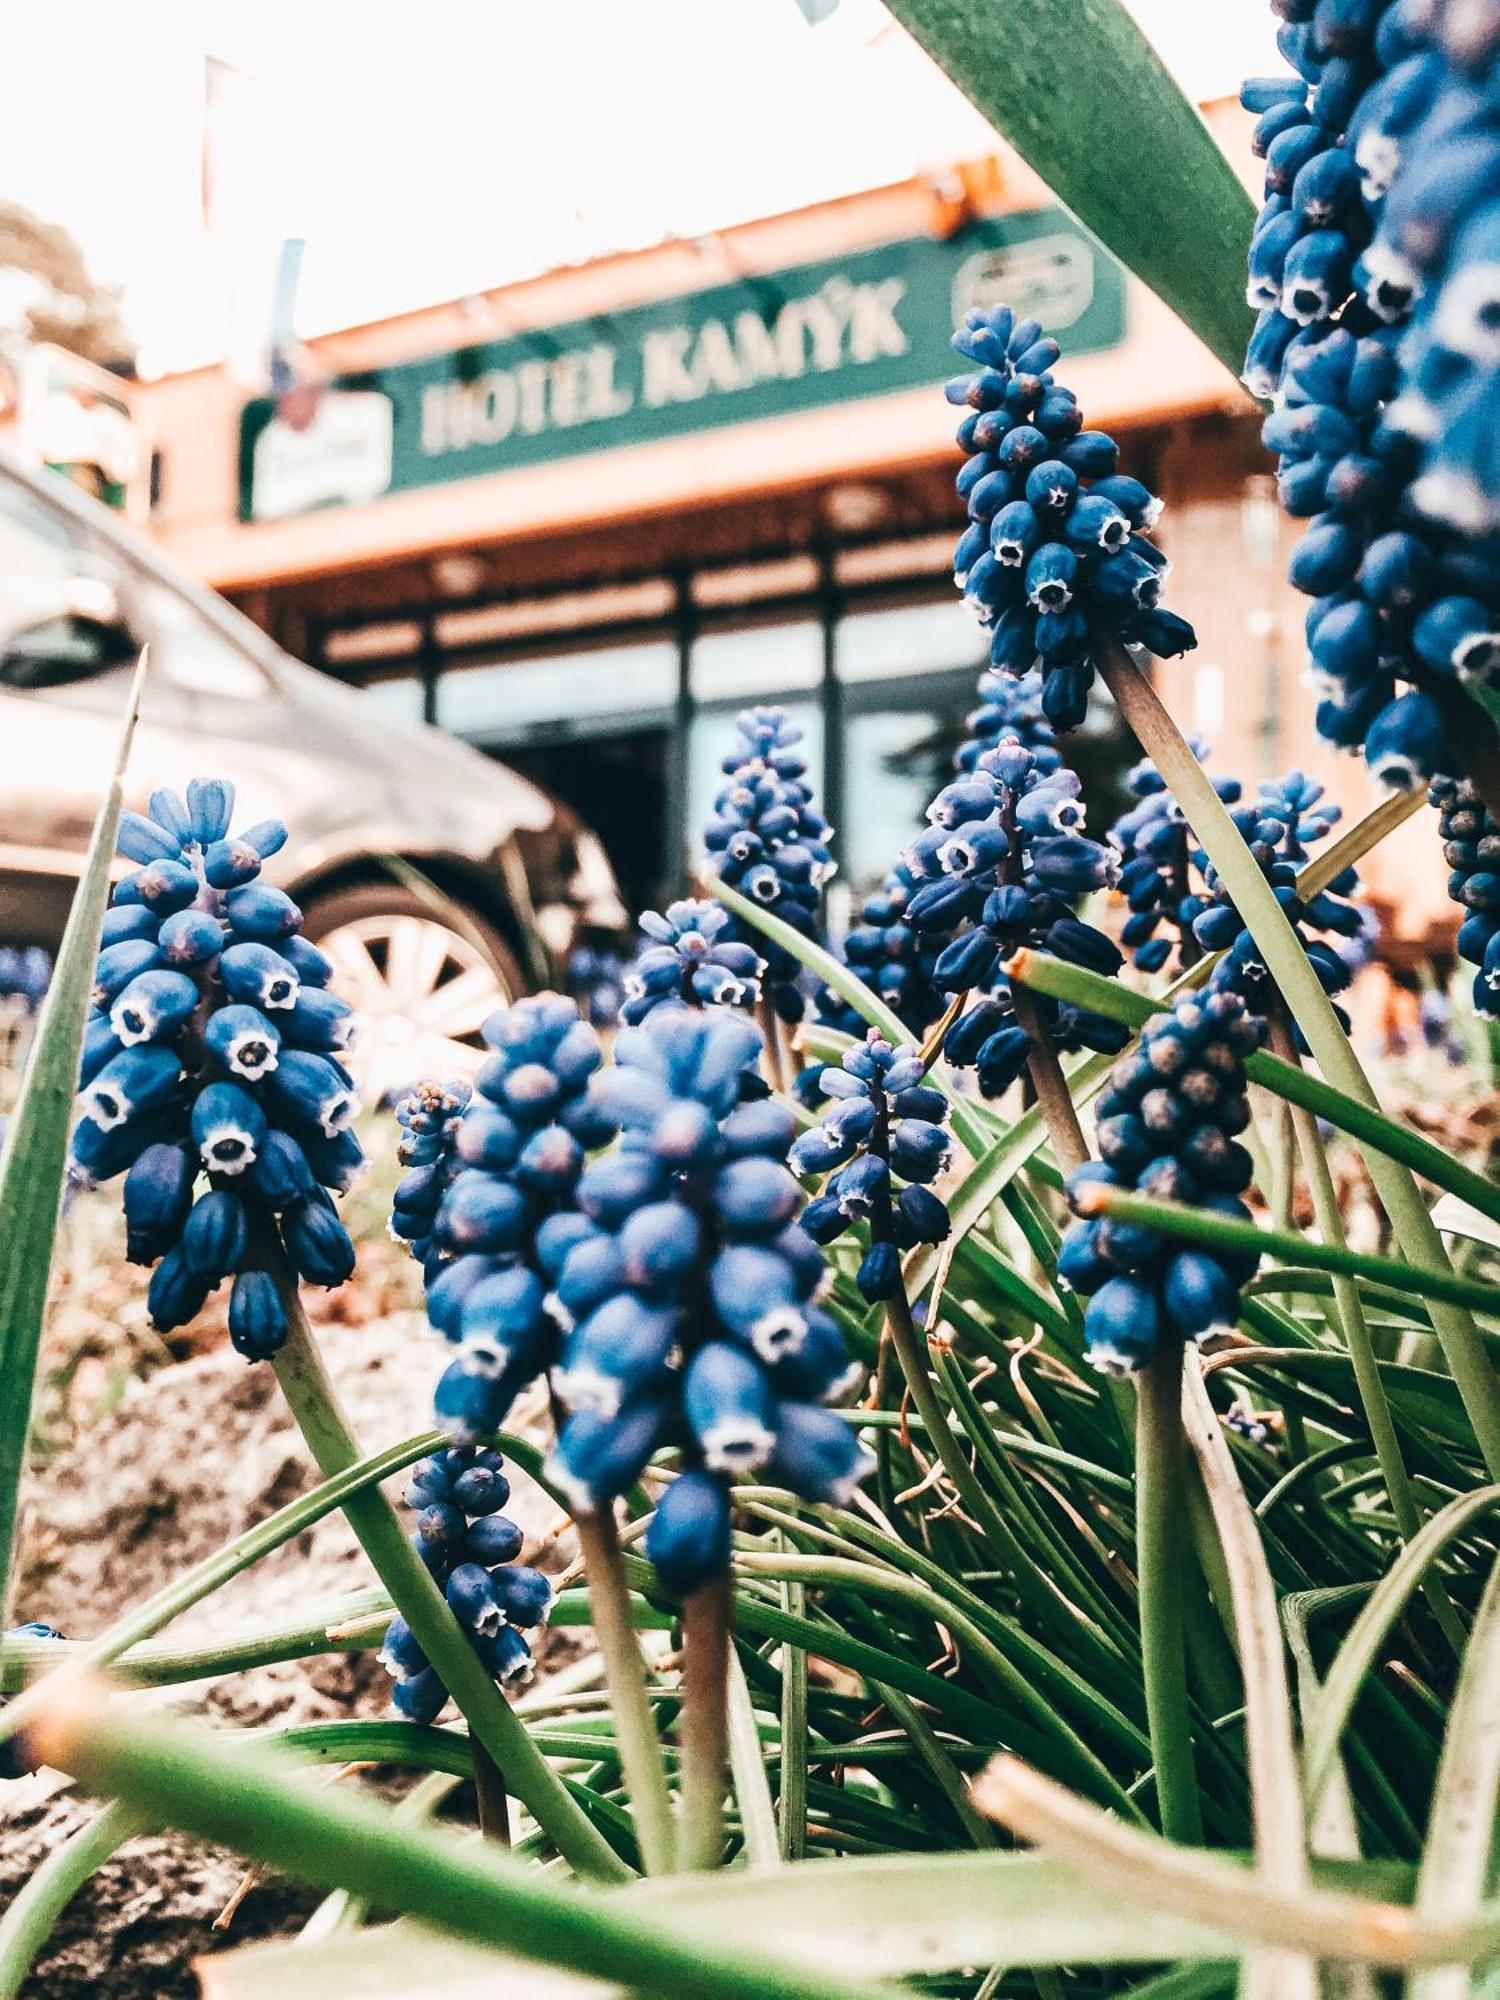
top-left (946, 304), bottom-right (1196, 732)
top-left (0, 945), bottom-right (50, 1086)
top-left (790, 1031), bottom-right (952, 1303)
top-left (1193, 771), bottom-right (1366, 1021)
top-left (1357, 8), bottom-right (1500, 537)
top-left (380, 1446), bottom-right (552, 1718)
top-left (954, 665), bottom-right (1060, 774)
top-left (1059, 989), bottom-right (1264, 1375)
top-left (704, 706), bottom-right (835, 1024)
top-left (1243, 8), bottom-right (1500, 786)
top-left (390, 1078), bottom-right (472, 1275)
top-left (72, 781), bottom-right (362, 1360)
top-left (0, 1623), bottom-right (63, 1779)
top-left (903, 742), bottom-right (1129, 1095)
top-left (546, 1006), bottom-right (869, 1594)
top-left (620, 898), bottom-right (764, 1024)
top-left (1264, 325), bottom-right (1500, 786)
top-left (819, 862), bottom-right (947, 1040)
top-left (1241, 3), bottom-right (1408, 389)
top-left (1432, 774), bottom-right (1500, 1017)
top-left (1111, 747), bottom-right (1243, 975)
top-left (417, 995), bottom-right (613, 1445)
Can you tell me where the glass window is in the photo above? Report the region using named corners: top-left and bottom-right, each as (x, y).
top-left (0, 478), bottom-right (132, 691)
top-left (688, 700), bottom-right (823, 861)
top-left (439, 640), bottom-right (678, 741)
top-left (689, 620), bottom-right (821, 703)
top-left (843, 702), bottom-right (968, 893)
top-left (837, 598), bottom-right (982, 685)
top-left (361, 676), bottom-right (426, 723)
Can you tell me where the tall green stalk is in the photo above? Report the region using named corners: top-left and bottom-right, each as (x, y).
top-left (269, 1278), bottom-right (626, 1882)
top-left (1095, 636), bottom-right (1500, 1478)
top-left (575, 1509), bottom-right (677, 1876)
top-left (1134, 1339), bottom-right (1202, 1846)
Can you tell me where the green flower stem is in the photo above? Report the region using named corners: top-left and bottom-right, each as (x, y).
top-left (574, 1508), bottom-right (677, 1876)
top-left (1134, 1337), bottom-right (1203, 1845)
top-left (1071, 1184), bottom-right (1500, 1320)
top-left (31, 1688), bottom-right (912, 2000)
top-left (270, 1287), bottom-right (627, 1882)
top-left (0, 1799), bottom-right (146, 2000)
top-left (1095, 636), bottom-right (1500, 1478)
top-left (777, 1545), bottom-right (809, 1863)
top-left (1009, 984), bottom-right (1090, 1175)
top-left (680, 1574), bottom-right (733, 1871)
top-left (1004, 949), bottom-right (1500, 1231)
top-left (1263, 1002), bottom-right (1465, 1658)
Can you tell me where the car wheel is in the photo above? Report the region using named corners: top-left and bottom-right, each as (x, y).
top-left (301, 882), bottom-right (522, 1103)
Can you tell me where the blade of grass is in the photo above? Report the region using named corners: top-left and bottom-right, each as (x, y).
top-left (880, 0), bottom-right (1257, 377)
top-left (1006, 950), bottom-right (1500, 1233)
top-left (1095, 637), bottom-right (1500, 1477)
top-left (29, 1677), bottom-right (910, 2000)
top-left (1409, 1553), bottom-right (1500, 2000)
top-left (1303, 1485), bottom-right (1500, 1817)
top-left (1180, 1357), bottom-right (1316, 1999)
top-left (0, 651), bottom-right (146, 1621)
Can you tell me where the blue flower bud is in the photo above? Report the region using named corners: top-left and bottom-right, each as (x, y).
top-left (265, 1049), bottom-right (359, 1139)
top-left (186, 777), bottom-right (235, 845)
top-left (93, 938), bottom-right (165, 1006)
top-left (180, 1189), bottom-right (249, 1282)
top-left (768, 1403), bottom-right (875, 1506)
top-left (204, 1003), bottom-right (282, 1082)
top-left (192, 1080), bottom-right (268, 1168)
top-left (109, 968), bottom-right (199, 1048)
top-left (100, 905), bottom-right (161, 949)
top-left (684, 1340), bottom-right (776, 1472)
top-left (281, 1192), bottom-right (356, 1287)
top-left (147, 1245), bottom-right (214, 1332)
top-left (122, 1140), bottom-right (197, 1263)
top-left (219, 942), bottom-right (300, 1011)
top-left (228, 1269), bottom-right (288, 1360)
top-left (80, 1043), bottom-right (182, 1132)
top-left (646, 1471), bottom-right (733, 1594)
top-left (462, 1513), bottom-right (526, 1566)
top-left (118, 809), bottom-right (185, 865)
top-left (548, 1398), bottom-right (668, 1514)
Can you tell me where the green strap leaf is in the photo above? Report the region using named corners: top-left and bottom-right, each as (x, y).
top-left (0, 652), bottom-right (145, 1622)
top-left (880, 0), bottom-right (1258, 377)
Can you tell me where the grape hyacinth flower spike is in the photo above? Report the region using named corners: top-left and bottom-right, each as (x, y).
top-left (791, 1030), bottom-right (953, 1304)
top-left (1193, 772), bottom-right (1366, 1026)
top-left (1432, 775), bottom-right (1500, 1018)
top-left (947, 304), bottom-right (1196, 731)
top-left (381, 1447), bottom-right (553, 1718)
top-left (407, 994), bottom-right (615, 1445)
top-left (71, 779), bottom-right (363, 1359)
top-left (620, 898), bottom-right (765, 1024)
top-left (1059, 990), bottom-right (1264, 1375)
top-left (704, 705), bottom-right (836, 1025)
top-left (1110, 746), bottom-right (1243, 975)
top-left (817, 859), bottom-right (947, 1042)
top-left (547, 1005), bottom-right (870, 1597)
top-left (904, 741), bottom-right (1129, 1097)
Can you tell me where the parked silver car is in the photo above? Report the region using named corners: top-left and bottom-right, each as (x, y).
top-left (0, 450), bottom-right (625, 1098)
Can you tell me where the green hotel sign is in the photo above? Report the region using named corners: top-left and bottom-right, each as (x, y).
top-left (239, 206), bottom-right (1125, 523)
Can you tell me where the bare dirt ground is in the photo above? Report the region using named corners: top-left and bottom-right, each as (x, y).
top-left (3, 1308), bottom-right (564, 1998)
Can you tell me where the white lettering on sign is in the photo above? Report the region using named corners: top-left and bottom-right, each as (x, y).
top-left (419, 343), bottom-right (633, 456)
top-left (640, 276), bottom-right (909, 408)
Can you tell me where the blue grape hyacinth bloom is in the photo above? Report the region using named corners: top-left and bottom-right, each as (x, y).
top-left (546, 1006), bottom-right (870, 1595)
top-left (1058, 989), bottom-right (1264, 1375)
top-left (413, 994), bottom-right (614, 1446)
top-left (390, 1078), bottom-right (472, 1277)
top-left (71, 780), bottom-right (362, 1360)
top-left (1432, 774), bottom-right (1500, 1017)
top-left (620, 898), bottom-right (765, 1024)
top-left (1194, 772), bottom-right (1367, 1025)
top-left (380, 1446), bottom-right (552, 1718)
top-left (704, 706), bottom-right (836, 1024)
top-left (954, 664), bottom-right (1060, 774)
top-left (791, 1030), bottom-right (953, 1304)
top-left (1242, 9), bottom-right (1500, 787)
top-left (947, 305), bottom-right (1196, 732)
top-left (903, 741), bottom-right (1129, 1096)
top-left (818, 861), bottom-right (947, 1040)
top-left (1111, 746), bottom-right (1243, 974)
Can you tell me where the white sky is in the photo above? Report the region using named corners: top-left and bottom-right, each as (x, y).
top-left (0, 0), bottom-right (1279, 376)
